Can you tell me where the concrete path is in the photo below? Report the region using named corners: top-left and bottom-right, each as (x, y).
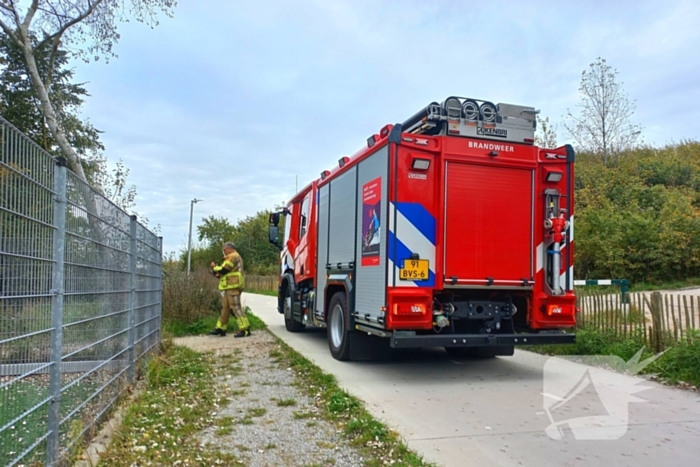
top-left (242, 293), bottom-right (700, 467)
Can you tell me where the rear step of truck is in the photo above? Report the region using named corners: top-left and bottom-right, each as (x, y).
top-left (390, 331), bottom-right (575, 349)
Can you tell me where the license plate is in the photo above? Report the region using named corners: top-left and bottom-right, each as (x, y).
top-left (400, 259), bottom-right (429, 281)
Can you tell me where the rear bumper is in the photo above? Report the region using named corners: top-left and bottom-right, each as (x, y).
top-left (390, 331), bottom-right (575, 349)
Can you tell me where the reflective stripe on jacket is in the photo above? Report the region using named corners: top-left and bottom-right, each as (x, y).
top-left (212, 251), bottom-right (244, 290)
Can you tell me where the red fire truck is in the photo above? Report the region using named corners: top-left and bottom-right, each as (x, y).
top-left (268, 96), bottom-right (576, 361)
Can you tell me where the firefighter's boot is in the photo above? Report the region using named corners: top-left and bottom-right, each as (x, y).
top-left (234, 316), bottom-right (251, 338)
top-left (209, 320), bottom-right (227, 337)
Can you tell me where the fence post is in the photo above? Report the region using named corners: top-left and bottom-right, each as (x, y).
top-left (650, 292), bottom-right (664, 352)
top-left (128, 215), bottom-right (137, 382)
top-left (47, 157), bottom-right (67, 467)
top-left (157, 236), bottom-right (163, 345)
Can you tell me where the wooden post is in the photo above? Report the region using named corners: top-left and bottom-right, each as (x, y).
top-left (668, 295), bottom-right (678, 341)
top-left (641, 294), bottom-right (648, 345)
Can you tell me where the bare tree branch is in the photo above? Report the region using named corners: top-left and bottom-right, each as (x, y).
top-left (38, 0), bottom-right (106, 51)
top-left (564, 57), bottom-right (643, 165)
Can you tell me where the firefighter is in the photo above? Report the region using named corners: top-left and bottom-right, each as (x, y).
top-left (209, 242), bottom-right (250, 337)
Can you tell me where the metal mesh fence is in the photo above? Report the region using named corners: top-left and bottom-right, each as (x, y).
top-left (0, 115), bottom-right (162, 466)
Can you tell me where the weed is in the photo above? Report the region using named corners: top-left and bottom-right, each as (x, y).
top-left (327, 390), bottom-right (359, 413)
top-left (247, 407), bottom-right (267, 418)
top-left (276, 398), bottom-right (297, 407)
top-left (216, 417), bottom-right (235, 428)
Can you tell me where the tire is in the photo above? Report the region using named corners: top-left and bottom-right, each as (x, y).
top-left (283, 285), bottom-right (305, 333)
top-left (444, 347), bottom-right (469, 358)
top-left (327, 291), bottom-right (352, 361)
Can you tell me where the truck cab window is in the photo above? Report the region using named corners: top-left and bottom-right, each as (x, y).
top-left (284, 205), bottom-right (293, 243)
top-left (299, 195), bottom-right (310, 238)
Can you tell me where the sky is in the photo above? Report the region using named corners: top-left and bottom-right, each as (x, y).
top-left (68, 0), bottom-right (700, 256)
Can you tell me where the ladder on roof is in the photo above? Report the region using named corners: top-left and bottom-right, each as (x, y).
top-left (401, 96), bottom-right (539, 145)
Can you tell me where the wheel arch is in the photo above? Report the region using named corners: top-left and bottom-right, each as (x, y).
top-left (279, 270), bottom-right (295, 314)
top-left (324, 273), bottom-right (353, 323)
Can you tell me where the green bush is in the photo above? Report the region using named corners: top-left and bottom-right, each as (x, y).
top-left (575, 141), bottom-right (700, 283)
top-left (526, 327), bottom-right (648, 359)
top-left (647, 330), bottom-right (700, 386)
top-left (161, 266), bottom-right (220, 333)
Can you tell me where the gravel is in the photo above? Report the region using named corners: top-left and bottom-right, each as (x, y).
top-left (175, 331), bottom-right (366, 467)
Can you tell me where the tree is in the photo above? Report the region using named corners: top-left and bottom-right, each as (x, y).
top-left (0, 32), bottom-right (139, 212)
top-left (197, 216), bottom-right (237, 247)
top-left (187, 211), bottom-right (284, 275)
top-left (0, 0), bottom-right (175, 180)
top-left (535, 115), bottom-right (558, 148)
top-left (0, 33), bottom-right (103, 164)
top-left (564, 57), bottom-right (642, 165)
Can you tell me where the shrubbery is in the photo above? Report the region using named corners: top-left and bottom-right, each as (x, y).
top-left (161, 266), bottom-right (220, 334)
top-left (575, 141), bottom-right (700, 283)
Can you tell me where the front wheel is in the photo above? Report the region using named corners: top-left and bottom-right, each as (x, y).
top-left (327, 291), bottom-right (352, 361)
top-left (283, 286), bottom-right (305, 333)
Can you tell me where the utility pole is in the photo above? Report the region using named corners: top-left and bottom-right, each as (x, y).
top-left (187, 198), bottom-right (203, 276)
top-left (295, 174), bottom-right (298, 192)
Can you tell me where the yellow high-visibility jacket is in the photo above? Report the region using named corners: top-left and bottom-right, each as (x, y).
top-left (212, 251), bottom-right (244, 290)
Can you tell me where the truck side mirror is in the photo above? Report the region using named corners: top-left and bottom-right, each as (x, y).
top-left (268, 225), bottom-right (281, 249)
top-left (269, 212), bottom-right (280, 226)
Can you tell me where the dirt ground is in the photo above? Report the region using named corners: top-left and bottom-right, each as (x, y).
top-left (173, 330), bottom-right (366, 467)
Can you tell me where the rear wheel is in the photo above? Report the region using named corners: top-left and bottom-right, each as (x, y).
top-left (328, 291), bottom-right (352, 361)
top-left (283, 286), bottom-right (305, 333)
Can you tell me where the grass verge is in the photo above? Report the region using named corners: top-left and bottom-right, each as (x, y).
top-left (629, 277), bottom-right (700, 292)
top-left (524, 327), bottom-right (700, 387)
top-left (274, 340), bottom-right (436, 467)
top-left (245, 288), bottom-right (277, 297)
top-left (96, 339), bottom-right (243, 466)
top-left (164, 306), bottom-right (266, 337)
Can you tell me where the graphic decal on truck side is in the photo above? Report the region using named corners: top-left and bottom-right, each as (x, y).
top-left (361, 177), bottom-right (382, 266)
top-left (388, 202), bottom-right (436, 287)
